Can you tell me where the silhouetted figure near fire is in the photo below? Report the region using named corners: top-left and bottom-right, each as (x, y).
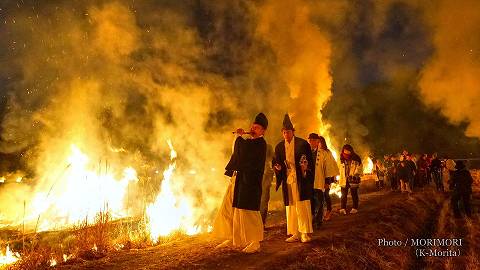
top-left (416, 154), bottom-right (429, 188)
top-left (444, 157), bottom-right (456, 190)
top-left (385, 155), bottom-right (398, 191)
top-left (273, 114), bottom-right (314, 243)
top-left (398, 158), bottom-right (415, 194)
top-left (339, 144), bottom-right (363, 215)
top-left (430, 153), bottom-right (443, 191)
top-left (449, 161), bottom-right (473, 218)
top-left (405, 154), bottom-right (417, 192)
top-left (213, 113), bottom-right (268, 253)
top-left (375, 159), bottom-right (386, 190)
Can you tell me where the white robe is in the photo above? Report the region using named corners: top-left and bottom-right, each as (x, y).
top-left (212, 175), bottom-right (264, 247)
top-left (313, 149), bottom-right (340, 191)
top-left (284, 138), bottom-right (313, 235)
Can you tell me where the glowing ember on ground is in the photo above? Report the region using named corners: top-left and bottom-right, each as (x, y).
top-left (0, 245), bottom-right (20, 267)
top-left (146, 140), bottom-right (200, 243)
top-left (63, 254), bottom-right (73, 262)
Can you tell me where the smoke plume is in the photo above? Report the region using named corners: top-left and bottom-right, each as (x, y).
top-left (419, 0), bottom-right (480, 139)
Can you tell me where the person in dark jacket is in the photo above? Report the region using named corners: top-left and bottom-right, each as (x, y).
top-left (416, 154), bottom-right (429, 188)
top-left (375, 159), bottom-right (386, 190)
top-left (450, 161), bottom-right (473, 218)
top-left (398, 158), bottom-right (415, 193)
top-left (213, 113), bottom-right (268, 253)
top-left (405, 154), bottom-right (417, 192)
top-left (430, 153), bottom-right (443, 191)
top-left (273, 114), bottom-right (314, 243)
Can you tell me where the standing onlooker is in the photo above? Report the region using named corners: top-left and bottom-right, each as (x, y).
top-left (444, 157), bottom-right (456, 190)
top-left (339, 144), bottom-right (363, 215)
top-left (416, 154), bottom-right (429, 188)
top-left (375, 159), bottom-right (386, 190)
top-left (449, 161), bottom-right (473, 218)
top-left (310, 134), bottom-right (339, 227)
top-left (405, 154), bottom-right (417, 192)
top-left (430, 153), bottom-right (443, 191)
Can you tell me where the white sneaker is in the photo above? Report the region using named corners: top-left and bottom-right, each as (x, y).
top-left (339, 209), bottom-right (347, 215)
top-left (242, 241), bottom-right (260, 253)
top-left (285, 234), bottom-right (299, 242)
top-left (215, 239), bottom-right (231, 249)
top-left (349, 208), bottom-right (358, 214)
top-left (300, 233), bottom-right (312, 243)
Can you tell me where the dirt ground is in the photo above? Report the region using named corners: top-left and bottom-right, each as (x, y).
top-left (52, 182), bottom-right (479, 270)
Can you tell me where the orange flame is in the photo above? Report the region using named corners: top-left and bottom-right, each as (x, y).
top-left (27, 144), bottom-right (138, 231)
top-left (146, 140), bottom-right (200, 243)
top-left (363, 157), bottom-right (374, 174)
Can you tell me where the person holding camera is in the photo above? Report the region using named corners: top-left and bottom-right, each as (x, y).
top-left (338, 144), bottom-right (363, 215)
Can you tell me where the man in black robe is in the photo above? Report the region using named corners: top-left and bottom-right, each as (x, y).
top-left (273, 114), bottom-right (314, 243)
top-left (213, 113), bottom-right (268, 253)
top-left (430, 153), bottom-right (443, 191)
top-left (449, 160), bottom-right (473, 218)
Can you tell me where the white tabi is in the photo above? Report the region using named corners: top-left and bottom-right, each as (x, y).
top-left (285, 137), bottom-right (313, 235)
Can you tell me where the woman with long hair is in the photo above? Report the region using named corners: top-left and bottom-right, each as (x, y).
top-left (338, 144), bottom-right (363, 214)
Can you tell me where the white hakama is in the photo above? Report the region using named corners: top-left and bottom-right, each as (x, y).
top-left (284, 137), bottom-right (313, 236)
top-left (212, 176), bottom-right (235, 240)
top-left (232, 208), bottom-right (264, 247)
top-left (285, 176), bottom-right (313, 235)
top-left (213, 174), bottom-right (264, 247)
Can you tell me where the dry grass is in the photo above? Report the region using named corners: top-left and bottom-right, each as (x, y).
top-left (279, 191), bottom-right (444, 270)
top-left (74, 210), bottom-right (111, 254)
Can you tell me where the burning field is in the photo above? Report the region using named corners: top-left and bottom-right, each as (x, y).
top-left (2, 175), bottom-right (479, 270)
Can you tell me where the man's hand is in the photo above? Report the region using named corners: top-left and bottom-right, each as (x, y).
top-left (300, 161), bottom-right (308, 173)
top-left (274, 163), bottom-right (282, 171)
top-left (235, 128), bottom-right (245, 135)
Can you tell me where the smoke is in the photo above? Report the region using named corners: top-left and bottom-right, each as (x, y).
top-left (255, 0), bottom-right (333, 139)
top-left (323, 0), bottom-right (480, 157)
top-left (0, 0), bottom-right (254, 227)
top-left (419, 0), bottom-right (480, 139)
